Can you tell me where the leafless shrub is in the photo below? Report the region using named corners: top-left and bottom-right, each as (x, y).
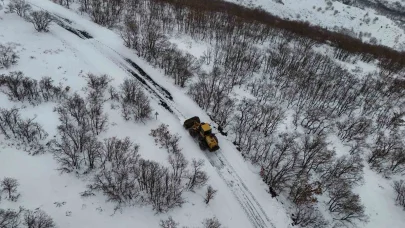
top-left (87, 90), bottom-right (109, 135)
top-left (291, 204), bottom-right (328, 228)
top-left (0, 207), bottom-right (24, 228)
top-left (260, 133), bottom-right (299, 192)
top-left (50, 93), bottom-right (96, 173)
top-left (368, 131), bottom-right (405, 175)
top-left (0, 72), bottom-right (66, 105)
top-left (159, 216), bottom-right (179, 228)
top-left (7, 0), bottom-right (31, 17)
top-left (108, 86), bottom-right (119, 101)
top-left (204, 185), bottom-right (218, 205)
top-left (150, 124), bottom-right (181, 153)
top-left (119, 78), bottom-right (152, 122)
top-left (0, 107), bottom-right (48, 154)
top-left (85, 73), bottom-right (112, 100)
top-left (188, 67), bottom-right (234, 129)
top-left (88, 0), bottom-right (125, 28)
top-left (38, 76), bottom-right (67, 102)
top-left (202, 217), bottom-right (222, 228)
top-left (187, 159), bottom-right (208, 191)
top-left (393, 180), bottom-right (405, 209)
top-left (100, 136), bottom-right (139, 169)
top-left (320, 154), bottom-right (364, 190)
top-left (0, 44), bottom-right (19, 69)
top-left (28, 10), bottom-right (53, 32)
top-left (168, 152), bottom-right (188, 182)
top-left (327, 181), bottom-right (368, 225)
top-left (336, 116), bottom-right (372, 142)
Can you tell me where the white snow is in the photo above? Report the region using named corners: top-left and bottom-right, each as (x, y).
top-left (1, 0), bottom-right (405, 228)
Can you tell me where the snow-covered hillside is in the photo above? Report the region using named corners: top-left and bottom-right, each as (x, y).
top-left (0, 1), bottom-right (291, 228)
top-left (1, 0), bottom-right (405, 228)
top-left (229, 0), bottom-right (405, 50)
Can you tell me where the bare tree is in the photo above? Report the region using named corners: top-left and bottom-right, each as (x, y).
top-left (260, 133), bottom-right (300, 192)
top-left (88, 0), bottom-right (125, 28)
top-left (83, 136), bottom-right (103, 170)
top-left (85, 73), bottom-right (112, 99)
top-left (0, 207), bottom-right (23, 228)
top-left (23, 209), bottom-right (56, 228)
top-left (7, 0), bottom-right (31, 17)
top-left (87, 90), bottom-right (109, 135)
top-left (291, 204), bottom-right (328, 228)
top-left (288, 175), bottom-right (321, 206)
top-left (320, 154), bottom-right (364, 190)
top-left (204, 185), bottom-right (218, 205)
top-left (100, 136), bottom-right (140, 168)
top-left (159, 216), bottom-right (179, 228)
top-left (50, 93), bottom-right (94, 173)
top-left (202, 217), bottom-right (221, 228)
top-left (1, 178), bottom-right (20, 201)
top-left (119, 78), bottom-right (152, 122)
top-left (368, 131), bottom-right (404, 175)
top-left (90, 137), bottom-right (141, 206)
top-left (150, 124), bottom-right (181, 153)
top-left (168, 152), bottom-right (188, 182)
top-left (327, 181), bottom-right (368, 225)
top-left (187, 159), bottom-right (208, 191)
top-left (393, 180), bottom-right (405, 209)
top-left (0, 44), bottom-right (19, 69)
top-left (28, 11), bottom-right (53, 32)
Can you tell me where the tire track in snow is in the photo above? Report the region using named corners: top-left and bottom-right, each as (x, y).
top-left (39, 10), bottom-right (282, 227)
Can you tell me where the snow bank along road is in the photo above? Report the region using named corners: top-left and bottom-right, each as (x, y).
top-left (28, 2), bottom-right (291, 228)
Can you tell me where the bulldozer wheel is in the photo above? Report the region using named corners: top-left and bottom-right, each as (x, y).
top-left (189, 128), bottom-right (197, 137)
top-left (199, 140), bottom-right (207, 150)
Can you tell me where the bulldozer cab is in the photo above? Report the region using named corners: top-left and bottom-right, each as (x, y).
top-left (200, 123), bottom-right (212, 136)
top-left (183, 116), bottom-right (220, 152)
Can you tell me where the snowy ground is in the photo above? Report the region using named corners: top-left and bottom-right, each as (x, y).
top-left (228, 0), bottom-right (405, 50)
top-left (1, 0), bottom-right (405, 228)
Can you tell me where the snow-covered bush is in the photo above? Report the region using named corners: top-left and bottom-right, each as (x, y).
top-left (8, 0), bottom-right (31, 18)
top-left (118, 78), bottom-right (152, 122)
top-left (28, 10), bottom-right (53, 32)
top-left (0, 44), bottom-right (19, 69)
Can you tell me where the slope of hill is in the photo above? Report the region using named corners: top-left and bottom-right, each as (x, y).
top-left (228, 0), bottom-right (405, 50)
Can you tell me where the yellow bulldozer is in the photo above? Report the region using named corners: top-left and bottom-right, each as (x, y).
top-left (183, 116), bottom-right (220, 152)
